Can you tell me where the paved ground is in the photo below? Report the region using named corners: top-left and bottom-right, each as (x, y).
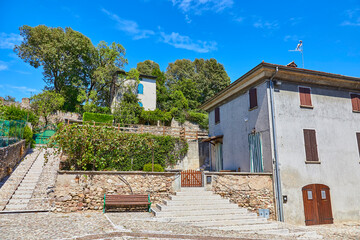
top-left (0, 212), bottom-right (359, 240)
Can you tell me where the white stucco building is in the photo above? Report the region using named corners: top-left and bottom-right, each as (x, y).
top-left (201, 62), bottom-right (360, 225)
top-left (111, 71), bottom-right (157, 111)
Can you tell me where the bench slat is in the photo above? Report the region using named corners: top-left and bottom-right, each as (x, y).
top-left (104, 194), bottom-right (151, 213)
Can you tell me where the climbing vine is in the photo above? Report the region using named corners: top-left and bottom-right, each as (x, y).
top-left (50, 124), bottom-right (188, 171)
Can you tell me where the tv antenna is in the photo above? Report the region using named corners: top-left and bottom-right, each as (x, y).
top-left (289, 40), bottom-right (304, 68)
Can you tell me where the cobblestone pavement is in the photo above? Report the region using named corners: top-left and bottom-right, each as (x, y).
top-left (0, 212), bottom-right (359, 240)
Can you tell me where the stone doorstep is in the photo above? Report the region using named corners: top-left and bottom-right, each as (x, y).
top-left (212, 222), bottom-right (279, 231)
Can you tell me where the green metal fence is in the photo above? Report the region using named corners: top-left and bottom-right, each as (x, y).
top-left (33, 124), bottom-right (56, 145)
top-left (0, 119), bottom-right (26, 147)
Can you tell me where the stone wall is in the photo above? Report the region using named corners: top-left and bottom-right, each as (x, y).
top-left (205, 172), bottom-right (275, 219)
top-left (54, 171), bottom-right (181, 212)
top-left (0, 140), bottom-right (27, 181)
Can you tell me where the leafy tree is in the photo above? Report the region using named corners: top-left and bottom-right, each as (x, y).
top-left (165, 58), bottom-right (230, 107)
top-left (15, 26), bottom-right (128, 112)
top-left (4, 96), bottom-right (16, 102)
top-left (137, 60), bottom-right (160, 76)
top-left (30, 91), bottom-right (65, 125)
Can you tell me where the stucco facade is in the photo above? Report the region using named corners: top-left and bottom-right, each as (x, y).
top-left (111, 73), bottom-right (157, 112)
top-left (202, 62), bottom-right (360, 225)
top-left (273, 82), bottom-right (360, 224)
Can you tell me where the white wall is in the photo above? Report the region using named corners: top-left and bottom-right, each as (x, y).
top-left (208, 82), bottom-right (273, 172)
top-left (274, 82), bottom-right (360, 224)
top-left (138, 78), bottom-right (156, 111)
top-left (111, 77), bottom-right (156, 111)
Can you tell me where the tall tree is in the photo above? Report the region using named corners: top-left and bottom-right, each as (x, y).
top-left (137, 60), bottom-right (160, 76)
top-left (15, 25), bottom-right (128, 112)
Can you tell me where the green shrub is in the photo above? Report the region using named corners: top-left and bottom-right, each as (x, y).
top-left (83, 112), bottom-right (114, 124)
top-left (0, 104), bottom-right (38, 126)
top-left (23, 125), bottom-right (35, 148)
top-left (57, 122), bottom-right (64, 130)
top-left (140, 109), bottom-right (172, 125)
top-left (186, 110), bottom-right (208, 129)
top-left (50, 124), bottom-right (188, 171)
top-left (143, 163), bottom-right (164, 172)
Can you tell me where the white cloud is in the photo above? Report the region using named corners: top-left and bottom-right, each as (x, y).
top-left (172, 0), bottom-right (233, 14)
top-left (0, 33), bottom-right (23, 49)
top-left (0, 64), bottom-right (8, 71)
top-left (102, 8), bottom-right (155, 40)
top-left (160, 32), bottom-right (217, 53)
top-left (284, 35), bottom-right (303, 42)
top-left (253, 19), bottom-right (279, 30)
top-left (341, 9), bottom-right (360, 26)
top-left (2, 84), bottom-right (37, 93)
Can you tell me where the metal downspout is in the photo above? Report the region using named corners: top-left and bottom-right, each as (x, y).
top-left (269, 67), bottom-right (284, 222)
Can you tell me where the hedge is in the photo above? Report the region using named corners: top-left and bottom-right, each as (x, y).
top-left (83, 112), bottom-right (114, 124)
top-left (50, 124), bottom-right (188, 171)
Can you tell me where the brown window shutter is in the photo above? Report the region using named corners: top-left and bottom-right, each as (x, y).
top-left (356, 133), bottom-right (360, 156)
top-left (249, 88), bottom-right (257, 109)
top-left (351, 94), bottom-right (360, 111)
top-left (215, 107), bottom-right (220, 124)
top-left (299, 87), bottom-right (312, 107)
top-left (304, 129), bottom-right (319, 161)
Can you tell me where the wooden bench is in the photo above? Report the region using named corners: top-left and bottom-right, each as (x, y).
top-left (103, 194), bottom-right (151, 213)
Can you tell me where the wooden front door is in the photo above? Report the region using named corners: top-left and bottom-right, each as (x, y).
top-left (181, 170), bottom-right (203, 187)
top-left (302, 184), bottom-right (333, 226)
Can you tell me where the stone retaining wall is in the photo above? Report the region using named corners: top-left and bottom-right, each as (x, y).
top-left (54, 171), bottom-right (181, 212)
top-left (205, 172), bottom-right (275, 219)
top-left (0, 140), bottom-right (27, 181)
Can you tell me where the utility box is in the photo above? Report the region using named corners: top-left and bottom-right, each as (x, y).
top-left (259, 209), bottom-right (270, 219)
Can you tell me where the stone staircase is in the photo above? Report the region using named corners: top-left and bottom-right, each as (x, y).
top-left (4, 149), bottom-right (45, 211)
top-left (152, 187), bottom-right (322, 239)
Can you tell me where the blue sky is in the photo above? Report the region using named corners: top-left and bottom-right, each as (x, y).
top-left (1, 0), bottom-right (360, 101)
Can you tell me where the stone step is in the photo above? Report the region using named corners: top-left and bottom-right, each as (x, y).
top-left (11, 194), bottom-right (32, 199)
top-left (212, 222), bottom-right (279, 231)
top-left (156, 203), bottom-right (239, 211)
top-left (191, 217), bottom-right (267, 226)
top-left (5, 204), bottom-right (27, 210)
top-left (163, 199), bottom-right (230, 206)
top-left (169, 195), bottom-right (223, 201)
top-left (7, 198), bottom-right (30, 204)
top-left (17, 186), bottom-right (36, 191)
top-left (237, 228), bottom-right (290, 235)
top-left (163, 214), bottom-right (264, 223)
top-left (175, 191), bottom-right (214, 196)
top-left (180, 188), bottom-right (206, 192)
top-left (13, 190), bottom-right (33, 195)
top-left (153, 208), bottom-right (250, 217)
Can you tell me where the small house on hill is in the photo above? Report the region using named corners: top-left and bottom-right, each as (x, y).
top-left (111, 70), bottom-right (157, 111)
top-left (201, 62), bottom-right (360, 225)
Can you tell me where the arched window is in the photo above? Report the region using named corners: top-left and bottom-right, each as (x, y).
top-left (138, 102), bottom-right (143, 107)
top-left (137, 83), bottom-right (144, 94)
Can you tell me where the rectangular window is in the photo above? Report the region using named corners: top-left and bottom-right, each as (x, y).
top-left (303, 129), bottom-right (319, 162)
top-left (215, 107), bottom-right (220, 124)
top-left (299, 87), bottom-right (312, 107)
top-left (351, 94), bottom-right (360, 112)
top-left (249, 88), bottom-right (257, 109)
top-left (356, 133), bottom-right (360, 156)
